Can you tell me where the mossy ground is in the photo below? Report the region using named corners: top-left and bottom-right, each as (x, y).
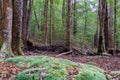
top-left (5, 56), bottom-right (107, 80)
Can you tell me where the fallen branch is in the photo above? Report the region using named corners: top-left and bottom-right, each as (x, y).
top-left (55, 50), bottom-right (73, 57)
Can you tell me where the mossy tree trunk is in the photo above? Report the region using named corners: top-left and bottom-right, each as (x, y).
top-left (73, 0), bottom-right (77, 37)
top-left (66, 0), bottom-right (71, 51)
top-left (43, 0), bottom-right (49, 45)
top-left (12, 0), bottom-right (23, 55)
top-left (0, 0), bottom-right (14, 57)
top-left (97, 0), bottom-right (108, 55)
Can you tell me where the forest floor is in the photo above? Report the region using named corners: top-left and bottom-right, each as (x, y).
top-left (0, 51), bottom-right (120, 80)
top-left (25, 51), bottom-right (120, 71)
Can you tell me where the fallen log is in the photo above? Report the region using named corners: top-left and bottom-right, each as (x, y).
top-left (55, 50), bottom-right (73, 57)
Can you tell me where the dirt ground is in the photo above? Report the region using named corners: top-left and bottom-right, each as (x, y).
top-left (31, 51), bottom-right (120, 71)
top-left (0, 51), bottom-right (120, 80)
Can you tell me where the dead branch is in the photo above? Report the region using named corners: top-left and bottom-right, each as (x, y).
top-left (55, 50), bottom-right (73, 57)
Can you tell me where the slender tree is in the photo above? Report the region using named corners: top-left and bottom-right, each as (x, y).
top-left (12, 0), bottom-right (23, 55)
top-left (73, 0), bottom-right (77, 37)
top-left (84, 1), bottom-right (87, 36)
top-left (94, 15), bottom-right (99, 48)
top-left (109, 2), bottom-right (114, 48)
top-left (49, 0), bottom-right (54, 44)
top-left (33, 6), bottom-right (40, 30)
top-left (0, 0), bottom-right (13, 57)
top-left (22, 0), bottom-right (28, 47)
top-left (114, 0), bottom-right (117, 54)
top-left (66, 0), bottom-right (71, 51)
top-left (43, 0), bottom-right (49, 44)
top-left (22, 0), bottom-right (33, 49)
top-left (62, 0), bottom-right (66, 27)
top-left (27, 0), bottom-right (33, 39)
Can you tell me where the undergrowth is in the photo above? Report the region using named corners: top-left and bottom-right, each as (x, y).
top-left (5, 56), bottom-right (108, 80)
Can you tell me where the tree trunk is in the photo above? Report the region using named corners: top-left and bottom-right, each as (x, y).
top-left (43, 0), bottom-right (49, 45)
top-left (73, 0), bottom-right (77, 37)
top-left (84, 1), bottom-right (87, 36)
top-left (0, 0), bottom-right (13, 57)
top-left (66, 0), bottom-right (71, 51)
top-left (97, 0), bottom-right (107, 54)
top-left (26, 0), bottom-right (33, 40)
top-left (12, 0), bottom-right (23, 55)
top-left (94, 15), bottom-right (99, 48)
top-left (0, 0), bottom-right (2, 23)
top-left (22, 0), bottom-right (33, 49)
top-left (49, 0), bottom-right (54, 44)
top-left (104, 0), bottom-right (109, 51)
top-left (62, 0), bottom-right (66, 27)
top-left (114, 0), bottom-right (117, 54)
top-left (22, 0), bottom-right (28, 48)
top-left (109, 3), bottom-right (113, 48)
top-left (33, 7), bottom-right (40, 30)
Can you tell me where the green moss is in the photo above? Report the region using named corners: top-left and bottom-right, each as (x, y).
top-left (76, 67), bottom-right (106, 80)
top-left (5, 56), bottom-right (107, 80)
top-left (0, 41), bottom-right (3, 48)
top-left (17, 46), bottom-right (23, 55)
top-left (0, 42), bottom-right (14, 57)
top-left (17, 40), bottom-right (23, 55)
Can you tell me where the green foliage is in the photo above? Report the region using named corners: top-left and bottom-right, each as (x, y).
top-left (76, 69), bottom-right (106, 80)
top-left (29, 0), bottom-right (120, 48)
top-left (5, 56), bottom-right (108, 80)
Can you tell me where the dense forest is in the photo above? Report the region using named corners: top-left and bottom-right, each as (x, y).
top-left (0, 0), bottom-right (120, 80)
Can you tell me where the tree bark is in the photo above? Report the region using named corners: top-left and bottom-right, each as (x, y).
top-left (0, 0), bottom-right (13, 57)
top-left (49, 0), bottom-right (54, 44)
top-left (66, 0), bottom-right (71, 51)
top-left (22, 0), bottom-right (28, 47)
top-left (26, 0), bottom-right (33, 40)
top-left (43, 0), bottom-right (49, 45)
top-left (62, 0), bottom-right (66, 27)
top-left (12, 0), bottom-right (23, 55)
top-left (0, 0), bottom-right (2, 23)
top-left (94, 15), bottom-right (99, 48)
top-left (109, 3), bottom-right (114, 48)
top-left (73, 0), bottom-right (77, 37)
top-left (114, 0), bottom-right (117, 54)
top-left (22, 0), bottom-right (33, 49)
top-left (97, 0), bottom-right (107, 54)
top-left (104, 0), bottom-right (109, 51)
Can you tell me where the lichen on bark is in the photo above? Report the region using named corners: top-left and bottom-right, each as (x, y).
top-left (0, 0), bottom-right (14, 58)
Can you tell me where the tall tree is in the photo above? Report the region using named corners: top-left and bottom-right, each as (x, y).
top-left (114, 0), bottom-right (117, 54)
top-left (97, 0), bottom-right (108, 54)
top-left (22, 0), bottom-right (33, 49)
top-left (0, 0), bottom-right (13, 57)
top-left (27, 0), bottom-right (33, 39)
top-left (62, 0), bottom-right (66, 27)
top-left (94, 15), bottom-right (99, 48)
top-left (22, 0), bottom-right (28, 48)
top-left (73, 0), bottom-right (77, 37)
top-left (109, 2), bottom-right (114, 48)
top-left (104, 0), bottom-right (109, 50)
top-left (12, 0), bottom-right (23, 55)
top-left (66, 0), bottom-right (71, 51)
top-left (49, 0), bottom-right (54, 44)
top-left (43, 0), bottom-right (49, 44)
top-left (84, 1), bottom-right (88, 36)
